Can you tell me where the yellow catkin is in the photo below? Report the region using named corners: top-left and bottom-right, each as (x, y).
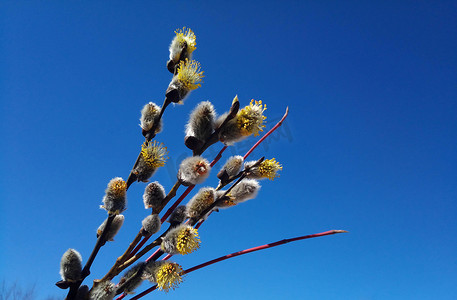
top-left (176, 226), bottom-right (201, 255)
top-left (176, 59), bottom-right (204, 90)
top-left (236, 100), bottom-right (267, 136)
top-left (155, 263), bottom-right (183, 292)
top-left (141, 141), bottom-right (168, 168)
top-left (174, 27), bottom-right (197, 53)
top-left (108, 178), bottom-right (127, 196)
top-left (259, 158), bottom-right (283, 180)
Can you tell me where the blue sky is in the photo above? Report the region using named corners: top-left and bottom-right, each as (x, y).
top-left (1, 1), bottom-right (456, 299)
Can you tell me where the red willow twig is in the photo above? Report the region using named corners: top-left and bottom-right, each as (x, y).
top-left (127, 230), bottom-right (347, 300)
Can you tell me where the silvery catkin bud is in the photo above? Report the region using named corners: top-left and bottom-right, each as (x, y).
top-left (177, 156), bottom-right (211, 186)
top-left (142, 214), bottom-right (161, 235)
top-left (140, 102), bottom-right (162, 134)
top-left (100, 177), bottom-right (127, 215)
top-left (186, 187), bottom-right (215, 220)
top-left (218, 155), bottom-right (244, 180)
top-left (60, 249), bottom-right (82, 282)
top-left (88, 280), bottom-right (116, 300)
top-left (143, 181), bottom-right (166, 210)
top-left (168, 205), bottom-right (187, 225)
top-left (97, 215), bottom-right (124, 241)
top-left (185, 101), bottom-right (216, 142)
top-left (119, 262), bottom-right (146, 294)
top-left (230, 179), bottom-right (260, 203)
top-left (161, 224), bottom-right (200, 255)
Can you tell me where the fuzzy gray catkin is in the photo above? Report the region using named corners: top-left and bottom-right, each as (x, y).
top-left (177, 156), bottom-right (211, 186)
top-left (185, 101), bottom-right (216, 142)
top-left (186, 187), bottom-right (215, 219)
top-left (168, 205), bottom-right (187, 225)
top-left (120, 262), bottom-right (146, 294)
top-left (230, 179), bottom-right (260, 203)
top-left (60, 249), bottom-right (82, 282)
top-left (140, 102), bottom-right (162, 133)
top-left (142, 214), bottom-right (161, 235)
top-left (220, 156), bottom-right (244, 177)
top-left (97, 215), bottom-right (124, 241)
top-left (88, 280), bottom-right (116, 300)
top-left (143, 181), bottom-right (166, 210)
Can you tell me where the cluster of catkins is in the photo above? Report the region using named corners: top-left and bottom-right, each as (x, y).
top-left (58, 27), bottom-right (282, 300)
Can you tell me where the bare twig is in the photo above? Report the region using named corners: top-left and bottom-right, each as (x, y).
top-left (127, 230), bottom-right (347, 300)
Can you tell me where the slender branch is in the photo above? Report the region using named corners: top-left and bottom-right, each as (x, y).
top-left (100, 231), bottom-right (143, 282)
top-left (128, 230), bottom-right (347, 300)
top-left (117, 239), bottom-right (162, 275)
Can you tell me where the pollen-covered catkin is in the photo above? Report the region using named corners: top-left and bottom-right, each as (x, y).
top-left (88, 280), bottom-right (116, 300)
top-left (166, 59), bottom-right (204, 103)
top-left (134, 141), bottom-right (168, 182)
top-left (245, 158), bottom-right (282, 180)
top-left (142, 214), bottom-right (161, 235)
top-left (100, 177), bottom-right (127, 214)
top-left (177, 156), bottom-right (211, 186)
top-left (60, 249), bottom-right (82, 282)
top-left (97, 214), bottom-right (124, 241)
top-left (144, 261), bottom-right (183, 292)
top-left (143, 181), bottom-right (166, 210)
top-left (140, 102), bottom-right (162, 134)
top-left (186, 187), bottom-right (215, 219)
top-left (161, 224), bottom-right (200, 255)
top-left (168, 205), bottom-right (187, 225)
top-left (186, 101), bottom-right (216, 142)
top-left (230, 179), bottom-right (260, 203)
top-left (218, 99), bottom-right (267, 145)
top-left (169, 27), bottom-right (196, 64)
top-left (120, 262), bottom-right (146, 294)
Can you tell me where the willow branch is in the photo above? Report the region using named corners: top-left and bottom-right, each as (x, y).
top-left (129, 229), bottom-right (347, 300)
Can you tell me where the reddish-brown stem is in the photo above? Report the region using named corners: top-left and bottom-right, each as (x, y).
top-left (127, 229), bottom-right (347, 300)
top-left (243, 106), bottom-right (289, 160)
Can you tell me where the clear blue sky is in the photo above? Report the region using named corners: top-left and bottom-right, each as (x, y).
top-left (1, 1), bottom-right (456, 299)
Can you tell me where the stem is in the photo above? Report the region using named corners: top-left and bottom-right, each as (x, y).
top-left (129, 230), bottom-right (347, 300)
top-left (100, 231), bottom-right (143, 282)
top-left (116, 239), bottom-right (162, 276)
